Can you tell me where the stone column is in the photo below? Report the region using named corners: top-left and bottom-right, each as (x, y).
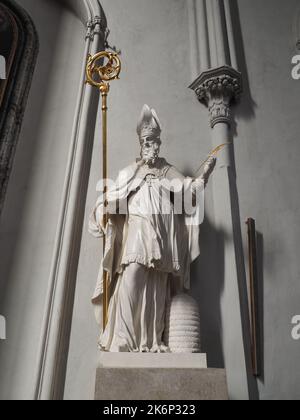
top-left (189, 0), bottom-right (257, 400)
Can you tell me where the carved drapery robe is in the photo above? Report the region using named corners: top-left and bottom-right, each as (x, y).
top-left (89, 158), bottom-right (204, 352)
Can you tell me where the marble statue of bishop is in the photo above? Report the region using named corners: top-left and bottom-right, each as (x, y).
top-left (89, 104), bottom-right (216, 353)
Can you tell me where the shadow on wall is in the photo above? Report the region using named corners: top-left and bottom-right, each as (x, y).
top-left (190, 157), bottom-right (263, 397)
top-left (191, 215), bottom-right (226, 369)
top-left (229, 0), bottom-right (257, 133)
top-left (230, 0), bottom-right (264, 399)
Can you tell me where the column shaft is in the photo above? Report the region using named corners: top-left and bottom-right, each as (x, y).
top-left (196, 0), bottom-right (210, 71)
top-left (187, 0), bottom-right (201, 79)
top-left (212, 0), bottom-right (228, 66)
top-left (223, 0), bottom-right (238, 70)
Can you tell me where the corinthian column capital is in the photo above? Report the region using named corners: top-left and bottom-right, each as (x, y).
top-left (189, 65), bottom-right (243, 128)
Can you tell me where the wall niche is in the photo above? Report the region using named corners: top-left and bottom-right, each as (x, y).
top-left (0, 0), bottom-right (38, 214)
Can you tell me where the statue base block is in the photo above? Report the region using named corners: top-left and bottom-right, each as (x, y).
top-left (95, 353), bottom-right (228, 400)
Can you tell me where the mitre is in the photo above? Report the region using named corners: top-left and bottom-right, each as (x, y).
top-left (137, 104), bottom-right (162, 140)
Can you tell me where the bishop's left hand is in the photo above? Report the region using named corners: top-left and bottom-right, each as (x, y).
top-left (203, 156), bottom-right (217, 180)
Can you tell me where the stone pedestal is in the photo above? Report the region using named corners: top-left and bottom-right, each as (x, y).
top-left (95, 354), bottom-right (228, 401)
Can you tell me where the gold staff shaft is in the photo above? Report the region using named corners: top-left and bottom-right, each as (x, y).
top-left (101, 84), bottom-right (109, 330)
top-left (86, 51), bottom-right (121, 332)
top-left (100, 84), bottom-right (109, 331)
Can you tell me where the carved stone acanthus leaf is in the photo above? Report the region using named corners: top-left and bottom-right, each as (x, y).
top-left (208, 98), bottom-right (232, 128)
top-left (189, 66), bottom-right (243, 128)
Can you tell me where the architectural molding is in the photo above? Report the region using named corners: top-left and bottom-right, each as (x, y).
top-left (33, 0), bottom-right (108, 401)
top-left (86, 14), bottom-right (107, 40)
top-left (0, 0), bottom-right (39, 215)
top-left (187, 0), bottom-right (210, 78)
top-left (223, 0), bottom-right (238, 70)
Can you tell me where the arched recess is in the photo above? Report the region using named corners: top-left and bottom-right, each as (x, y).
top-left (0, 0), bottom-right (39, 215)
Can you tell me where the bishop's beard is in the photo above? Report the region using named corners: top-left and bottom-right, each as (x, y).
top-left (141, 148), bottom-right (159, 166)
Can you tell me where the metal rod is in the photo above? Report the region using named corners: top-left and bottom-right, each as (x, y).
top-left (101, 86), bottom-right (109, 331)
top-left (246, 218), bottom-right (260, 377)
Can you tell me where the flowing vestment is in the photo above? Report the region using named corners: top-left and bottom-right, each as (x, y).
top-left (89, 158), bottom-right (204, 352)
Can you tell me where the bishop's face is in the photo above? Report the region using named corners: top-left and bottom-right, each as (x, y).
top-left (140, 135), bottom-right (161, 166)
